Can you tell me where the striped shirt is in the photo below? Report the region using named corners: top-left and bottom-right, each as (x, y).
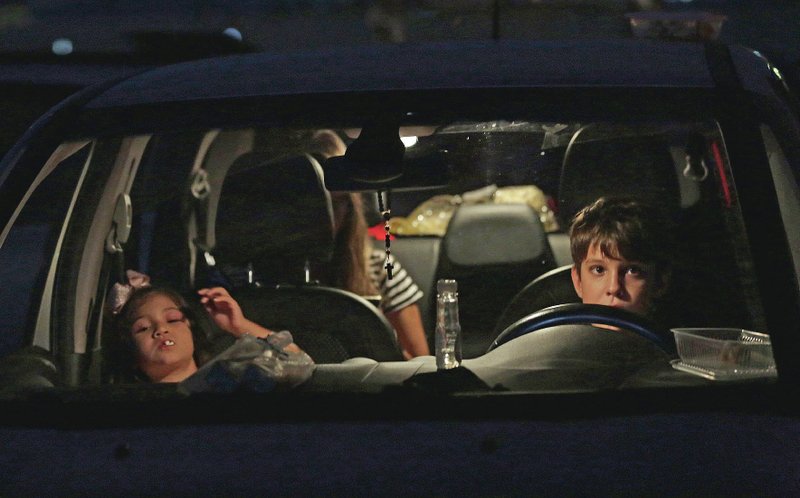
top-left (368, 249), bottom-right (424, 314)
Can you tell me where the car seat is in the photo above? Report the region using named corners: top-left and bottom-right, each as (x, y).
top-left (496, 124), bottom-right (756, 336)
top-left (433, 202), bottom-right (556, 358)
top-left (557, 125), bottom-right (682, 227)
top-left (492, 126), bottom-right (681, 337)
top-left (213, 153), bottom-right (335, 284)
top-left (212, 153), bottom-right (402, 362)
top-left (493, 264), bottom-right (579, 336)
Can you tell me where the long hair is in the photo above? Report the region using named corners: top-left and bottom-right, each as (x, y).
top-left (309, 129), bottom-right (379, 297)
top-left (330, 193), bottom-right (379, 296)
top-left (106, 286), bottom-right (212, 382)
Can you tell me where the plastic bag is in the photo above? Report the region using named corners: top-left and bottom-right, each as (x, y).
top-left (179, 332), bottom-right (315, 394)
top-left (389, 184), bottom-right (559, 236)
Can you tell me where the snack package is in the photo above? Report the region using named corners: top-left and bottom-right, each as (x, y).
top-left (180, 332), bottom-right (315, 393)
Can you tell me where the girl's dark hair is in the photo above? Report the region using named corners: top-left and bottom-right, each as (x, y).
top-left (106, 286), bottom-right (212, 382)
top-left (330, 193), bottom-right (379, 296)
top-left (309, 131), bottom-right (378, 296)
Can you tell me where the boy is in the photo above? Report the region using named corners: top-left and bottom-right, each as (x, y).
top-left (569, 197), bottom-right (674, 318)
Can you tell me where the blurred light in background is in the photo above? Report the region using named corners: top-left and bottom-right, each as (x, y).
top-left (52, 38), bottom-right (73, 55)
top-left (223, 27), bottom-right (243, 42)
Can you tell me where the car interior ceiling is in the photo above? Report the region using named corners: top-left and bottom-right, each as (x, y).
top-left (86, 118), bottom-right (768, 379)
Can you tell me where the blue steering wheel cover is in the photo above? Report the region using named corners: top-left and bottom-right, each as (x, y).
top-left (489, 303), bottom-right (674, 353)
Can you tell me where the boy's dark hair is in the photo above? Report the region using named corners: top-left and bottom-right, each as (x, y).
top-left (107, 286), bottom-right (212, 382)
top-left (569, 197), bottom-right (675, 282)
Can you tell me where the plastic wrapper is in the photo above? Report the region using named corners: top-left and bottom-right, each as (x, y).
top-left (389, 184), bottom-right (558, 236)
top-left (179, 331), bottom-right (315, 393)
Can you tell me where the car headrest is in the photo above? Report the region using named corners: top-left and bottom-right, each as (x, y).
top-left (558, 126), bottom-right (681, 226)
top-left (213, 153), bottom-right (335, 277)
top-left (443, 203), bottom-right (550, 267)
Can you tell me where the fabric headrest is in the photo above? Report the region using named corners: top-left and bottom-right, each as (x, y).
top-left (213, 153), bottom-right (334, 273)
top-left (559, 126), bottom-right (681, 226)
top-left (444, 203), bottom-right (548, 267)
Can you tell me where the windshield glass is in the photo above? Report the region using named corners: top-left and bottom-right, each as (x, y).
top-left (50, 114), bottom-right (770, 393)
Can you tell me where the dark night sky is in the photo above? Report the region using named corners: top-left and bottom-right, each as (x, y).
top-left (0, 0), bottom-right (798, 155)
top-left (0, 1), bottom-right (797, 60)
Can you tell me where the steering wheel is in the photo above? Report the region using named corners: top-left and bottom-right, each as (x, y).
top-left (488, 303), bottom-right (675, 354)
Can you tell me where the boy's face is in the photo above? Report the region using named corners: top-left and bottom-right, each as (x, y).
top-left (571, 242), bottom-right (659, 316)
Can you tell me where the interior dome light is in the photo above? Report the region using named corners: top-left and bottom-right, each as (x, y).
top-left (401, 136), bottom-right (418, 148)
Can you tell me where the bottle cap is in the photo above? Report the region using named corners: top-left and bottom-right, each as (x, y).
top-left (437, 279), bottom-right (457, 294)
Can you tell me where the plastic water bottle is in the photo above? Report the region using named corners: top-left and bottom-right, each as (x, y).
top-left (435, 279), bottom-right (462, 369)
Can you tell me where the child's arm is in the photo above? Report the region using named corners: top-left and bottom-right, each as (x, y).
top-left (197, 287), bottom-right (270, 338)
top-left (197, 287), bottom-right (302, 353)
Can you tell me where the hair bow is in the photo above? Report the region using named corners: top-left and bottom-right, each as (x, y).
top-left (109, 269), bottom-right (151, 315)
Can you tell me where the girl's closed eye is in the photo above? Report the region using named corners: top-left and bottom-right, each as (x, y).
top-left (165, 309), bottom-right (185, 323)
top-left (132, 320), bottom-right (152, 334)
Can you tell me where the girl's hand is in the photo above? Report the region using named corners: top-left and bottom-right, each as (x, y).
top-left (197, 287), bottom-right (273, 339)
top-left (197, 287), bottom-right (248, 337)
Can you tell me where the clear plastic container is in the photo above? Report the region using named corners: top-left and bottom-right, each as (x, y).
top-left (671, 328), bottom-right (777, 380)
top-left (435, 279), bottom-right (462, 370)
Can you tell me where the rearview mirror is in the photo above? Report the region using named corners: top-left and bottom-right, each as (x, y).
top-left (322, 116), bottom-right (448, 191)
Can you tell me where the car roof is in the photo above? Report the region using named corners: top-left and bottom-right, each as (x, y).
top-left (84, 39), bottom-right (717, 110)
